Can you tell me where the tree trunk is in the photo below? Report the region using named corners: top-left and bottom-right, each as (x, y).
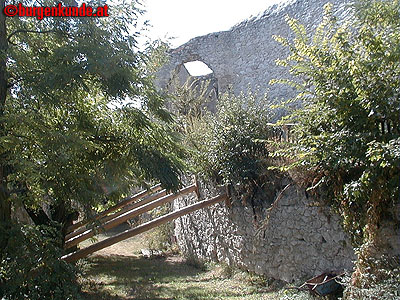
top-left (24, 205), bottom-right (52, 227)
top-left (0, 1), bottom-right (10, 223)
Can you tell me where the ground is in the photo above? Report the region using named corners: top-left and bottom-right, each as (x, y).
top-left (78, 224), bottom-right (314, 300)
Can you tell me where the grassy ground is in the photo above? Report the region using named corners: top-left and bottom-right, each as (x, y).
top-left (78, 225), bottom-right (314, 300)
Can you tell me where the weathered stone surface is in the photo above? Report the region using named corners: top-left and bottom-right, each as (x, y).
top-left (174, 180), bottom-right (356, 283)
top-left (157, 0), bottom-right (400, 284)
top-left (156, 0), bottom-right (354, 108)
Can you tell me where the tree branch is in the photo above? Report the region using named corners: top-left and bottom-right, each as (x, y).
top-left (7, 29), bottom-right (58, 45)
top-left (90, 135), bottom-right (120, 143)
top-left (8, 69), bottom-right (45, 88)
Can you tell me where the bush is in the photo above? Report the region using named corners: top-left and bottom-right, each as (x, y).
top-left (274, 0), bottom-right (400, 231)
top-left (273, 0), bottom-right (400, 295)
top-left (342, 255), bottom-right (400, 300)
top-left (144, 203), bottom-right (175, 251)
top-left (186, 93), bottom-right (275, 185)
top-left (0, 223), bottom-right (81, 300)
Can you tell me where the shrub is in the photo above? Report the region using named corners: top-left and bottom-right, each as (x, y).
top-left (144, 203), bottom-right (175, 251)
top-left (186, 92), bottom-right (275, 185)
top-left (342, 255), bottom-right (400, 300)
top-left (273, 0), bottom-right (400, 293)
top-left (0, 223), bottom-right (81, 300)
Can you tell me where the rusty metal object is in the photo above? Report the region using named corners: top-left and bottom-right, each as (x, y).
top-left (302, 271), bottom-right (345, 296)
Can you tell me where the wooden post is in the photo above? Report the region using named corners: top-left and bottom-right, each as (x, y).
top-left (225, 185), bottom-right (232, 208)
top-left (194, 175), bottom-right (200, 200)
top-left (64, 184), bottom-right (197, 249)
top-left (65, 189), bottom-right (167, 241)
top-left (67, 183), bottom-right (162, 233)
top-left (62, 193), bottom-right (227, 262)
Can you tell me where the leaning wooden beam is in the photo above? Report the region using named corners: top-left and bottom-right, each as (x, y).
top-left (67, 183), bottom-right (163, 233)
top-left (64, 184), bottom-right (197, 249)
top-left (65, 189), bottom-right (168, 241)
top-left (97, 189), bottom-right (168, 225)
top-left (62, 193), bottom-right (227, 262)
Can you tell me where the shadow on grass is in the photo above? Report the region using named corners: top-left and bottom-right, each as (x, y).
top-left (81, 253), bottom-right (287, 300)
top-left (82, 254), bottom-right (211, 300)
top-left (85, 254), bottom-right (202, 280)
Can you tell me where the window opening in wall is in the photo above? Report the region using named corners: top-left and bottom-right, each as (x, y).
top-left (184, 61), bottom-right (213, 76)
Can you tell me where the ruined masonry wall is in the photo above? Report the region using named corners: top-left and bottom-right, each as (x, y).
top-left (173, 181), bottom-right (356, 283)
top-left (164, 0), bottom-right (358, 283)
top-left (156, 0), bottom-right (353, 102)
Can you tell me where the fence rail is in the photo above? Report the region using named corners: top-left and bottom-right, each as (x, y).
top-left (64, 183), bottom-right (198, 249)
top-left (266, 123), bottom-right (297, 143)
top-left (66, 183), bottom-right (163, 234)
top-left (62, 193), bottom-right (227, 262)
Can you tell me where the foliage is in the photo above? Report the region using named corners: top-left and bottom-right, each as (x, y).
top-left (144, 203), bottom-right (175, 251)
top-left (272, 0), bottom-right (400, 243)
top-left (0, 1), bottom-right (187, 297)
top-left (1, 0), bottom-right (185, 226)
top-left (0, 223), bottom-right (81, 300)
top-left (272, 0), bottom-right (400, 291)
top-left (140, 39), bottom-right (171, 75)
top-left (169, 77), bottom-right (216, 136)
top-left (184, 92), bottom-right (274, 185)
top-left (342, 255), bottom-right (400, 300)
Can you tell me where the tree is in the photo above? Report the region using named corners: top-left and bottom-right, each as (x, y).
top-left (0, 0), bottom-right (185, 232)
top-left (272, 0), bottom-right (399, 289)
top-left (0, 0), bottom-right (9, 222)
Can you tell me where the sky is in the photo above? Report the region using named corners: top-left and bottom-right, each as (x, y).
top-left (140, 0), bottom-right (286, 48)
top-left (137, 0), bottom-right (286, 75)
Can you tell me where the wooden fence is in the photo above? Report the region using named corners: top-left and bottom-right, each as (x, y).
top-left (62, 178), bottom-right (227, 262)
top-left (266, 123), bottom-right (297, 143)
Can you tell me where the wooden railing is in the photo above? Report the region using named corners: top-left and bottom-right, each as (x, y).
top-left (66, 183), bottom-right (163, 234)
top-left (266, 123), bottom-right (297, 143)
top-left (64, 184), bottom-right (197, 249)
top-left (65, 189), bottom-right (168, 242)
top-left (62, 177), bottom-right (228, 262)
top-left (62, 194), bottom-right (227, 262)
top-left (267, 120), bottom-right (398, 143)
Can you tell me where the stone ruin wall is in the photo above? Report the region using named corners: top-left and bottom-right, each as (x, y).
top-left (156, 0), bottom-right (353, 103)
top-left (173, 178), bottom-right (356, 283)
top-left (156, 0), bottom-right (397, 283)
top-left (161, 0), bottom-right (357, 283)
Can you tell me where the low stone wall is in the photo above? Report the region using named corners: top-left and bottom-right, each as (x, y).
top-left (173, 179), bottom-right (356, 282)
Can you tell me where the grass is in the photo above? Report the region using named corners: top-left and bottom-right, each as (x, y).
top-left (78, 225), bottom-right (315, 300)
